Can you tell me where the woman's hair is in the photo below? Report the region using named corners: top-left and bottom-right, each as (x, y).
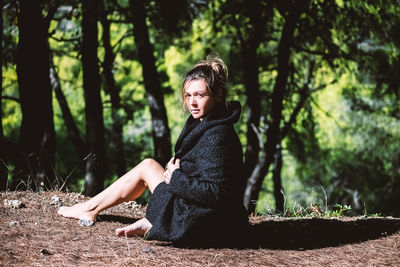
top-left (181, 53), bottom-right (229, 110)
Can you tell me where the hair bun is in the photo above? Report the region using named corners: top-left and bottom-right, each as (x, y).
top-left (204, 53), bottom-right (228, 83)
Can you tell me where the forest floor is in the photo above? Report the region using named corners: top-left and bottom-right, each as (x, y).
top-left (1, 191), bottom-right (400, 267)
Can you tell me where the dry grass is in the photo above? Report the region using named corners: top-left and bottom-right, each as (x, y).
top-left (1, 191), bottom-right (400, 266)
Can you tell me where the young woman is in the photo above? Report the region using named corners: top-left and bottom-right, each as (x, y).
top-left (58, 54), bottom-right (249, 247)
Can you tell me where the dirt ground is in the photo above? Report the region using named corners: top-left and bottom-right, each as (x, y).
top-left (1, 191), bottom-right (400, 266)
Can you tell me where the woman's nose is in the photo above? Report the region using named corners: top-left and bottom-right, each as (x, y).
top-left (190, 96), bottom-right (197, 105)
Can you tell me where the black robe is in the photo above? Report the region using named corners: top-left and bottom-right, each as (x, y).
top-left (145, 101), bottom-right (249, 248)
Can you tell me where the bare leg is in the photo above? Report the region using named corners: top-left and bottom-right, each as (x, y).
top-left (57, 158), bottom-right (165, 222)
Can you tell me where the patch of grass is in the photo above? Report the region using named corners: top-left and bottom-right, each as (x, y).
top-left (257, 201), bottom-right (356, 218)
top-left (325, 204), bottom-right (352, 217)
top-left (256, 185), bottom-right (380, 218)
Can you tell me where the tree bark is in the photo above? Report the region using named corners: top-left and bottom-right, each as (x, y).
top-left (242, 43), bottom-right (261, 178)
top-left (130, 0), bottom-right (171, 166)
top-left (81, 0), bottom-right (106, 196)
top-left (0, 0), bottom-right (6, 191)
top-left (0, 0), bottom-right (3, 141)
top-left (100, 1), bottom-right (126, 177)
top-left (14, 0), bottom-right (56, 190)
top-left (241, 0), bottom-right (263, 194)
top-left (272, 143), bottom-right (284, 213)
top-left (243, 2), bottom-right (306, 213)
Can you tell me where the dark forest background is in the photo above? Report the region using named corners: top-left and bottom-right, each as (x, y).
top-left (0, 0), bottom-right (399, 216)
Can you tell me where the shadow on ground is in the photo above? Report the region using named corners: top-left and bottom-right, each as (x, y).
top-left (97, 214), bottom-right (138, 225)
top-left (96, 214), bottom-right (400, 250)
top-left (249, 217), bottom-right (400, 250)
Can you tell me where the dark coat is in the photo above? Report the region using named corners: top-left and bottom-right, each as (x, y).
top-left (145, 101), bottom-right (249, 248)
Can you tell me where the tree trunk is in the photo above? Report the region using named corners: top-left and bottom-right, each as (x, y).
top-left (81, 0), bottom-right (106, 196)
top-left (50, 52), bottom-right (86, 159)
top-left (0, 139), bottom-right (20, 190)
top-left (0, 0), bottom-right (3, 141)
top-left (0, 141), bottom-right (8, 191)
top-left (243, 2), bottom-right (306, 213)
top-left (241, 2), bottom-right (262, 193)
top-left (130, 0), bottom-right (171, 166)
top-left (272, 143), bottom-right (284, 213)
top-left (100, 1), bottom-right (126, 177)
top-left (0, 0), bottom-right (6, 191)
top-left (241, 0), bottom-right (268, 200)
top-left (14, 0), bottom-right (55, 190)
top-left (241, 42), bottom-right (261, 199)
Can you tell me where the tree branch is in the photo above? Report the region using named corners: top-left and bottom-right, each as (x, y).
top-left (1, 96), bottom-right (20, 103)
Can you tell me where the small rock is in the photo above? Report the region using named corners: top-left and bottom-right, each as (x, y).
top-left (124, 201), bottom-right (137, 208)
top-left (142, 247), bottom-right (154, 254)
top-left (40, 249), bottom-right (53, 255)
top-left (50, 196), bottom-right (63, 206)
top-left (78, 219), bottom-right (95, 226)
top-left (9, 221), bottom-right (21, 227)
top-left (4, 199), bottom-right (24, 209)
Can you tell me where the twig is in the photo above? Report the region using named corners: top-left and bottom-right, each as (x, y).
top-left (59, 153), bottom-right (93, 191)
top-left (320, 184), bottom-right (328, 213)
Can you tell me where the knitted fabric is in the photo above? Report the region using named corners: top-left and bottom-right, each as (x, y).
top-left (145, 101), bottom-right (249, 247)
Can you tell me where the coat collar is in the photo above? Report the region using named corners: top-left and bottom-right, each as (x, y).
top-left (174, 101), bottom-right (241, 158)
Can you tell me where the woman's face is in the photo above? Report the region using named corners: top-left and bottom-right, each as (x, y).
top-left (184, 79), bottom-right (218, 121)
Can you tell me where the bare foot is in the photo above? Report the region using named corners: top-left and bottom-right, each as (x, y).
top-left (115, 218), bottom-right (152, 237)
top-left (57, 202), bottom-right (97, 222)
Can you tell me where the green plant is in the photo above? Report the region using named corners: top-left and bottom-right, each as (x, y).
top-left (324, 204), bottom-right (352, 217)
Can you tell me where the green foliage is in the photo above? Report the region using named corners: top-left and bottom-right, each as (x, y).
top-left (257, 198), bottom-right (359, 218)
top-left (1, 0), bottom-right (400, 215)
top-left (327, 204), bottom-right (352, 217)
top-left (2, 68), bottom-right (20, 141)
top-left (286, 68), bottom-right (400, 216)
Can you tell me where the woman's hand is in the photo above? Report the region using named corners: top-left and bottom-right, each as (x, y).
top-left (163, 157), bottom-right (181, 184)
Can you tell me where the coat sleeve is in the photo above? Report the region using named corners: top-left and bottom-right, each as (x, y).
top-left (168, 125), bottom-right (239, 207)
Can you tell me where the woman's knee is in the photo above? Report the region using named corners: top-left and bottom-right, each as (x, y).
top-left (140, 158), bottom-right (161, 170)
top-left (139, 158), bottom-right (164, 192)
